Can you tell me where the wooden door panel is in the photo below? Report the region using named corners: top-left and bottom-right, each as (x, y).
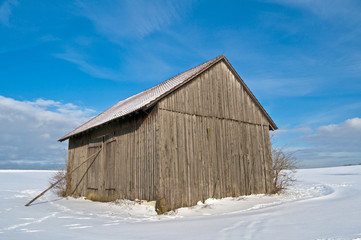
top-left (104, 139), bottom-right (116, 190)
top-left (87, 138), bottom-right (102, 190)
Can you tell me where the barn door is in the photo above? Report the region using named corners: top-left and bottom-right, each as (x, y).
top-left (87, 138), bottom-right (102, 190)
top-left (104, 136), bottom-right (116, 191)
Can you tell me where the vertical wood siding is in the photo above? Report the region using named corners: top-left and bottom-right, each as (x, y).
top-left (67, 108), bottom-right (158, 202)
top-left (157, 60), bottom-right (273, 211)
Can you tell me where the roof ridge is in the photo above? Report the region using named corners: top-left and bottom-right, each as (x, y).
top-left (59, 55), bottom-right (224, 141)
top-left (109, 55), bottom-right (224, 106)
top-left (59, 55), bottom-right (278, 142)
top-left (126, 55), bottom-right (224, 99)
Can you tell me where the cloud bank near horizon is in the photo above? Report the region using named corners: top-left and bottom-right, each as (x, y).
top-left (0, 95), bottom-right (94, 169)
top-left (274, 117), bottom-right (361, 168)
top-left (0, 94), bottom-right (359, 169)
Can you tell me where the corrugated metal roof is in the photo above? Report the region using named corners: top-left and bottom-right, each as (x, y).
top-left (59, 55), bottom-right (277, 142)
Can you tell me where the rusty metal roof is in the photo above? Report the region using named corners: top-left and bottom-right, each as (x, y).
top-left (59, 55), bottom-right (277, 142)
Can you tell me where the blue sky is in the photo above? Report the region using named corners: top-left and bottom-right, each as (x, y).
top-left (0, 0), bottom-right (360, 169)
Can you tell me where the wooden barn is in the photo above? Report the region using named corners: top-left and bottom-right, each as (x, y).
top-left (59, 55), bottom-right (277, 213)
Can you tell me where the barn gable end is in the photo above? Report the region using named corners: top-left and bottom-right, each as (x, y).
top-left (62, 55), bottom-right (276, 213)
top-left (156, 60), bottom-right (273, 211)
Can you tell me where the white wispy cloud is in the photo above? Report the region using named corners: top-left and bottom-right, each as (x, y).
top-left (274, 127), bottom-right (312, 135)
top-left (39, 35), bottom-right (60, 42)
top-left (0, 95), bottom-right (95, 169)
top-left (263, 0), bottom-right (361, 76)
top-left (248, 76), bottom-right (316, 97)
top-left (52, 1), bottom-right (193, 82)
top-left (269, 0), bottom-right (361, 23)
top-left (299, 102), bottom-right (361, 128)
top-left (55, 48), bottom-right (122, 80)
top-left (75, 0), bottom-right (191, 43)
top-left (0, 0), bottom-right (18, 27)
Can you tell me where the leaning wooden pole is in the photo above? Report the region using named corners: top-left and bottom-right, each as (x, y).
top-left (25, 148), bottom-right (102, 207)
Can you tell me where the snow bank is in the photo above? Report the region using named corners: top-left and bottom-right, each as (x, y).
top-left (0, 166), bottom-right (360, 239)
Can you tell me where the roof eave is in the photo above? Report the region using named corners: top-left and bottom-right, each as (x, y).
top-left (58, 54), bottom-right (278, 141)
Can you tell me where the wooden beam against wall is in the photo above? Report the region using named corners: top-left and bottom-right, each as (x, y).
top-left (25, 148), bottom-right (102, 207)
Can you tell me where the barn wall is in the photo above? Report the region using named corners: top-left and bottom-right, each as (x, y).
top-left (157, 60), bottom-right (273, 211)
top-left (67, 108), bottom-right (158, 202)
top-left (158, 60), bottom-right (271, 126)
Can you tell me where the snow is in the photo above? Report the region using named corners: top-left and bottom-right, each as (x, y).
top-left (0, 166), bottom-right (361, 239)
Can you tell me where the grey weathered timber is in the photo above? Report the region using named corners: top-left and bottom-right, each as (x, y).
top-left (62, 56), bottom-right (277, 213)
top-left (67, 110), bottom-right (158, 202)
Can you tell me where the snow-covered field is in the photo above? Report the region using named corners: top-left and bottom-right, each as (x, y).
top-left (0, 166), bottom-right (360, 240)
